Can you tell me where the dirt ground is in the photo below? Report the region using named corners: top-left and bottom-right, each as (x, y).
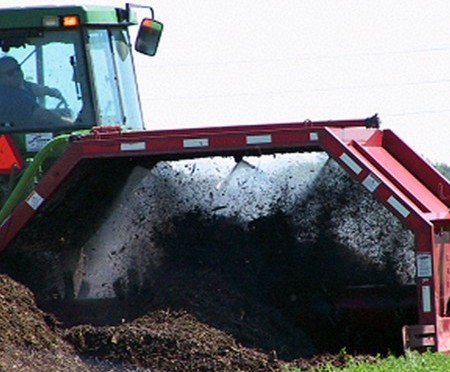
top-left (0, 268), bottom-right (373, 372)
top-left (0, 158), bottom-right (414, 371)
top-left (0, 272), bottom-right (336, 372)
top-left (0, 212), bottom-right (393, 371)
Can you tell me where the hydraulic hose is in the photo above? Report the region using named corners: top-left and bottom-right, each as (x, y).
top-left (0, 134), bottom-right (71, 226)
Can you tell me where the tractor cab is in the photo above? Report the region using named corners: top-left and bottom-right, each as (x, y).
top-left (0, 4), bottom-right (162, 159)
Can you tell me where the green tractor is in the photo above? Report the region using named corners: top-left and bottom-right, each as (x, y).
top-left (0, 3), bottom-right (162, 210)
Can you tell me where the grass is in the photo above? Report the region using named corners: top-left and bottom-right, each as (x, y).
top-left (287, 350), bottom-right (450, 372)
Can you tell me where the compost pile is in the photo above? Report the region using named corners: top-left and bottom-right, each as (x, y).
top-left (0, 154), bottom-right (414, 371)
top-left (0, 274), bottom-right (93, 371)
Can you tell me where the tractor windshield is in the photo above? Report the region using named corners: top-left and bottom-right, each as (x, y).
top-left (0, 30), bottom-right (89, 132)
top-left (0, 26), bottom-right (143, 134)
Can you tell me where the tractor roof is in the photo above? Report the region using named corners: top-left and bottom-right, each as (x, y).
top-left (0, 5), bottom-right (137, 29)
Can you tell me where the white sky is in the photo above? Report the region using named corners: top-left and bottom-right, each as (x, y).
top-left (6, 0), bottom-right (450, 164)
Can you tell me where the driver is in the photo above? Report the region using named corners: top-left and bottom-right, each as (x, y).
top-left (0, 56), bottom-right (72, 128)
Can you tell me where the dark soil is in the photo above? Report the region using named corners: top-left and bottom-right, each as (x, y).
top-left (0, 274), bottom-right (92, 371)
top-left (0, 211), bottom-right (404, 371)
top-left (0, 272), bottom-right (358, 372)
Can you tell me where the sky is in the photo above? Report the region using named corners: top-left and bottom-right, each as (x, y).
top-left (5, 0), bottom-right (450, 164)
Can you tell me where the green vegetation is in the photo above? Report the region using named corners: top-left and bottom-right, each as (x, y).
top-left (435, 162), bottom-right (450, 181)
top-left (286, 350), bottom-right (450, 372)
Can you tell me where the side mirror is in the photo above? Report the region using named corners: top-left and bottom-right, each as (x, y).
top-left (135, 18), bottom-right (163, 56)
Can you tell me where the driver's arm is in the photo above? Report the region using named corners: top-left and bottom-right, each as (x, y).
top-left (31, 106), bottom-right (73, 127)
top-left (27, 82), bottom-right (63, 99)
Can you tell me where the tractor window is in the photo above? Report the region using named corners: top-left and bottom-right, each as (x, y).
top-left (86, 29), bottom-right (123, 125)
top-left (111, 29), bottom-right (143, 129)
top-left (86, 28), bottom-right (143, 129)
top-left (0, 30), bottom-right (93, 133)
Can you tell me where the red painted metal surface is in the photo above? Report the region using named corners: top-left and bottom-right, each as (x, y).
top-left (0, 116), bottom-right (449, 351)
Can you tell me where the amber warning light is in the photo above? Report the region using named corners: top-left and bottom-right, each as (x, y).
top-left (62, 15), bottom-right (80, 27)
